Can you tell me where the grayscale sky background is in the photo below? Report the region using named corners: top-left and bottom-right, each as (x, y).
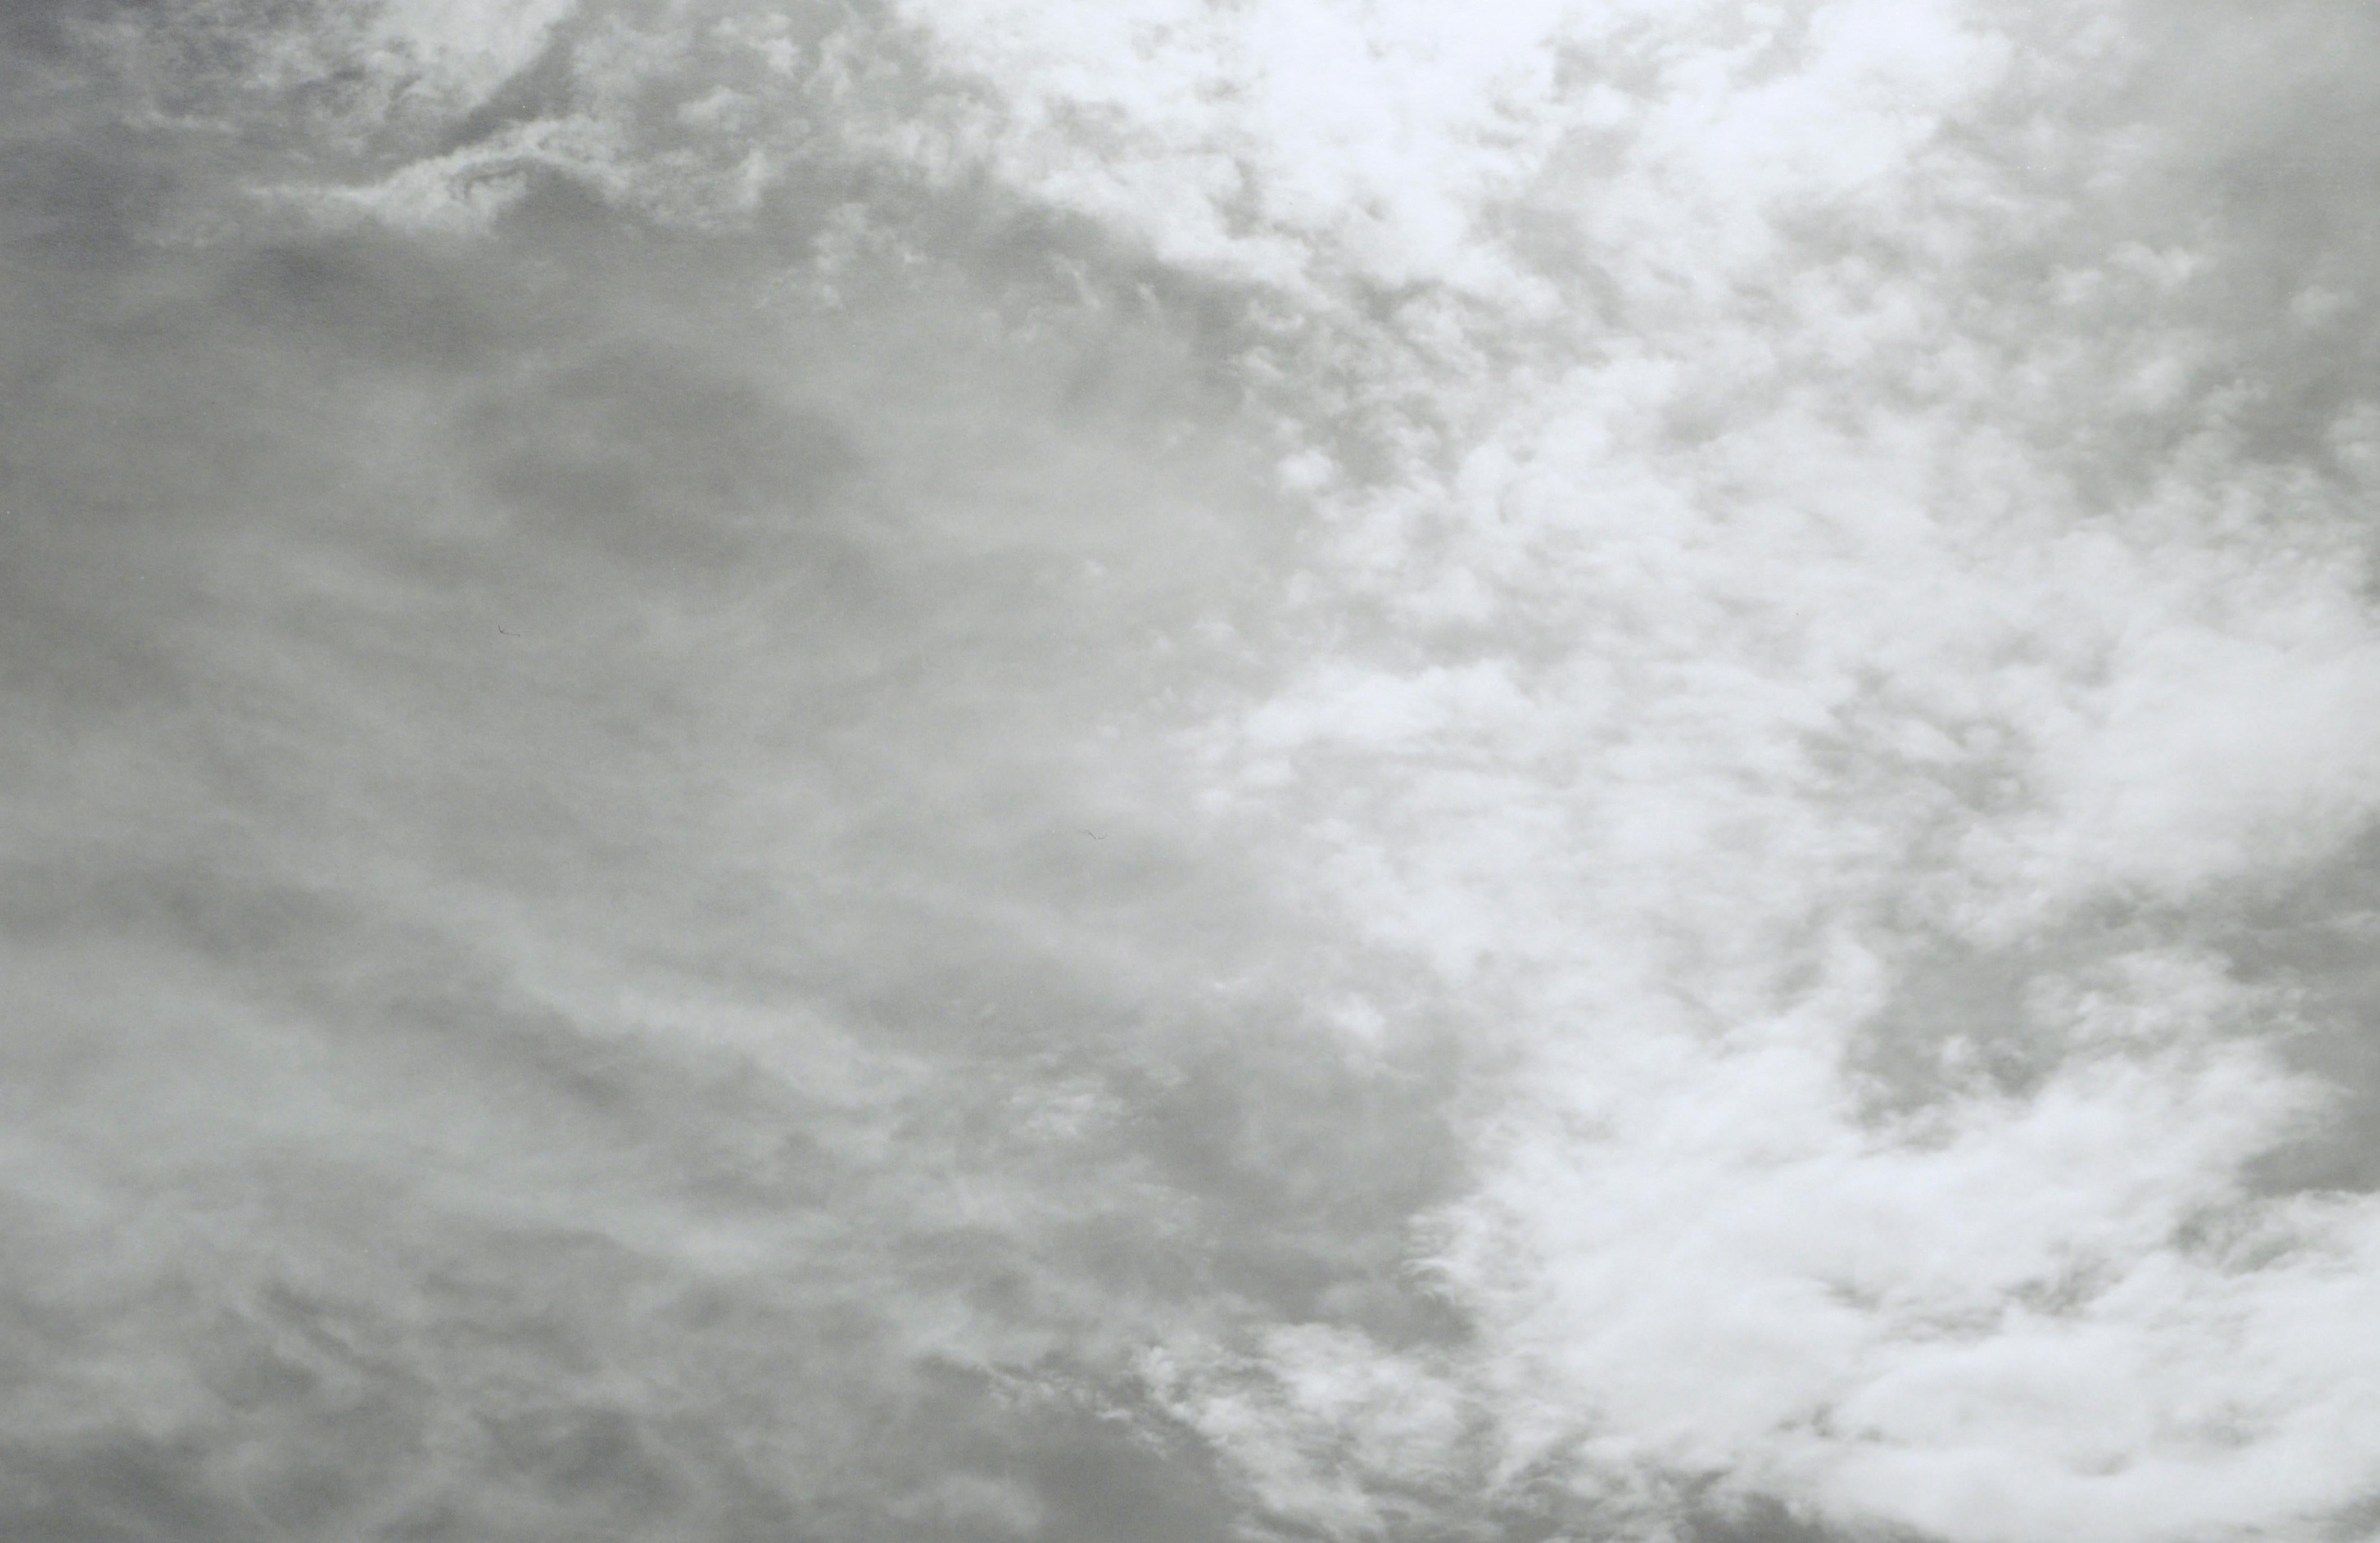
top-left (6, 2), bottom-right (2380, 1540)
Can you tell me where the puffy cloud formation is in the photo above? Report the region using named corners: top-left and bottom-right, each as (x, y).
top-left (6, 2), bottom-right (2380, 1541)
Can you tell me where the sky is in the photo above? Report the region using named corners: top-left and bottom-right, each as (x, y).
top-left (5, 1), bottom-right (2380, 1540)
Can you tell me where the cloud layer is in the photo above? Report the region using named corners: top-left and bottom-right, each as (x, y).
top-left (7, 2), bottom-right (2380, 1541)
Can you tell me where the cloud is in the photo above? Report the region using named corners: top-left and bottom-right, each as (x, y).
top-left (860, 0), bottom-right (2380, 1536)
top-left (10, 1), bottom-right (2380, 1541)
top-left (0, 110), bottom-right (1363, 1536)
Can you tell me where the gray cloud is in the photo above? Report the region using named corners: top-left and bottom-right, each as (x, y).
top-left (10, 2), bottom-right (2380, 1541)
top-left (0, 61), bottom-right (1460, 1535)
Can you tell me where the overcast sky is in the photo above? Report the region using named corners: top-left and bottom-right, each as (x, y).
top-left (6, 2), bottom-right (2380, 1540)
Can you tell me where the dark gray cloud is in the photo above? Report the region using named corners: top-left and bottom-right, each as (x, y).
top-left (0, 41), bottom-right (1465, 1535)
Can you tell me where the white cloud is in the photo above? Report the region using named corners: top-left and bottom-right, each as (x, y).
top-left (873, 0), bottom-right (2380, 1536)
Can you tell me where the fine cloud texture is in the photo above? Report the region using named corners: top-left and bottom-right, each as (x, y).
top-left (7, 3), bottom-right (2380, 1541)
